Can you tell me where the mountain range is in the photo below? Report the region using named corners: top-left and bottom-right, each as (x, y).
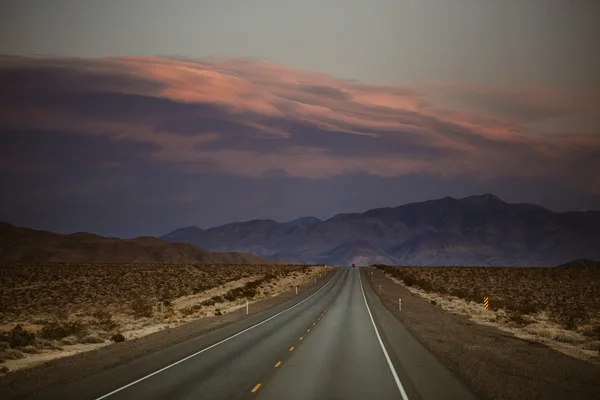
top-left (162, 194), bottom-right (600, 266)
top-left (0, 222), bottom-right (282, 264)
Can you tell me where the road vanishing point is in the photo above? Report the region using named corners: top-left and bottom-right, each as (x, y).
top-left (33, 268), bottom-right (478, 400)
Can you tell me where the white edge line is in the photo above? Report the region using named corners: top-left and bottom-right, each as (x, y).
top-left (94, 269), bottom-right (341, 400)
top-left (358, 268), bottom-right (410, 400)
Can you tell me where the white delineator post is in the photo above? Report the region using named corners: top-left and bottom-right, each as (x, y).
top-left (399, 298), bottom-right (402, 312)
top-left (295, 286), bottom-right (298, 295)
top-left (379, 285), bottom-right (382, 294)
top-left (246, 299), bottom-right (249, 315)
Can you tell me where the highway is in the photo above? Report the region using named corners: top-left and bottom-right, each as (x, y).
top-left (33, 268), bottom-right (478, 400)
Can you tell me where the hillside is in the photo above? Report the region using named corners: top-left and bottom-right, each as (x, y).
top-left (0, 222), bottom-right (282, 264)
top-left (162, 194), bottom-right (600, 266)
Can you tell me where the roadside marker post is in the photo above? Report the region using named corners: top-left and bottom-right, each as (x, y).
top-left (379, 285), bottom-right (382, 294)
top-left (246, 299), bottom-right (249, 315)
top-left (399, 298), bottom-right (402, 312)
top-left (483, 297), bottom-right (489, 310)
top-left (295, 286), bottom-right (298, 295)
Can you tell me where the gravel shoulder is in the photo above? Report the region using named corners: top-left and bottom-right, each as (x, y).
top-left (0, 270), bottom-right (336, 400)
top-left (362, 267), bottom-right (600, 400)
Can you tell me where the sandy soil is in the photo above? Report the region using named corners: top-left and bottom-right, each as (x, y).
top-left (386, 274), bottom-right (600, 363)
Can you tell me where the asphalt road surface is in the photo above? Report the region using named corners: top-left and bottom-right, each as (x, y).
top-left (33, 268), bottom-right (478, 400)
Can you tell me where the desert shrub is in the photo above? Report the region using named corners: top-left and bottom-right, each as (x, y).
top-left (201, 299), bottom-right (216, 306)
top-left (181, 304), bottom-right (202, 316)
top-left (40, 320), bottom-right (86, 340)
top-left (403, 276), bottom-right (415, 287)
top-left (5, 325), bottom-right (36, 348)
top-left (583, 325), bottom-right (600, 340)
top-left (92, 309), bottom-right (111, 320)
top-left (92, 309), bottom-right (118, 331)
top-left (79, 334), bottom-right (104, 344)
top-left (450, 288), bottom-right (470, 300)
top-left (211, 295), bottom-right (225, 303)
top-left (0, 342), bottom-right (9, 350)
top-left (416, 280), bottom-right (434, 291)
top-left (163, 312), bottom-right (173, 319)
top-left (430, 300), bottom-right (437, 305)
top-left (0, 349), bottom-right (24, 360)
top-left (33, 338), bottom-right (62, 350)
top-left (60, 336), bottom-right (78, 345)
top-left (0, 365), bottom-right (8, 374)
top-left (214, 309), bottom-right (222, 316)
top-left (507, 311), bottom-right (531, 326)
top-left (582, 341), bottom-right (600, 351)
top-left (551, 308), bottom-right (589, 330)
top-left (21, 345), bottom-right (41, 354)
top-left (131, 298), bottom-right (153, 319)
top-left (110, 333), bottom-right (125, 343)
top-left (515, 300), bottom-right (538, 315)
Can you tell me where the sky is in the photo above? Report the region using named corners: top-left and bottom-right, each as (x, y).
top-left (1, 1), bottom-right (599, 238)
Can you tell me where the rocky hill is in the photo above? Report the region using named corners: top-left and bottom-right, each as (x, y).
top-left (0, 222), bottom-right (283, 264)
top-left (162, 194), bottom-right (600, 266)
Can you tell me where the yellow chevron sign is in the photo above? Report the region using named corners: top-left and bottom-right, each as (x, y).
top-left (483, 297), bottom-right (489, 310)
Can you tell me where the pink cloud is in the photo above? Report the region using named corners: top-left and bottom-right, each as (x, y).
top-left (1, 55), bottom-right (598, 189)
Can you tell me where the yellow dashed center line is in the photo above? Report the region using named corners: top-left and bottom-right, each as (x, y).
top-left (275, 361), bottom-right (281, 368)
top-left (299, 336), bottom-right (304, 340)
top-left (312, 322), bottom-right (316, 326)
top-left (289, 346), bottom-right (295, 351)
top-left (251, 383), bottom-right (262, 393)
top-left (307, 328), bottom-right (311, 332)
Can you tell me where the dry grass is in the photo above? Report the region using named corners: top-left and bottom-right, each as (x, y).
top-left (375, 265), bottom-right (600, 362)
top-left (0, 262), bottom-right (334, 372)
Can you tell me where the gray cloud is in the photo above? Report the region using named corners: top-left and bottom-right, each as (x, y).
top-left (1, 56), bottom-right (599, 236)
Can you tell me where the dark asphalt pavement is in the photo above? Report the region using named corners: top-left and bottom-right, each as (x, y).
top-left (32, 268), bottom-right (478, 400)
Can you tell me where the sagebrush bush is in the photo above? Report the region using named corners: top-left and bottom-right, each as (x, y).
top-left (79, 334), bottom-right (104, 344)
top-left (3, 325), bottom-right (36, 348)
top-left (40, 320), bottom-right (86, 340)
top-left (110, 333), bottom-right (125, 343)
top-left (131, 298), bottom-right (153, 319)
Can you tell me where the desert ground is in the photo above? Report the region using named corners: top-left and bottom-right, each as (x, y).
top-left (0, 263), bottom-right (334, 375)
top-left (374, 264), bottom-right (600, 362)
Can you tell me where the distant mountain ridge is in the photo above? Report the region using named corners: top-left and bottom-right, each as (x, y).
top-left (283, 217), bottom-right (322, 227)
top-left (162, 194), bottom-right (600, 266)
top-left (0, 222), bottom-right (284, 264)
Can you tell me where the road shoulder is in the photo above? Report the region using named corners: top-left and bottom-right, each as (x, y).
top-left (362, 267), bottom-right (600, 400)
